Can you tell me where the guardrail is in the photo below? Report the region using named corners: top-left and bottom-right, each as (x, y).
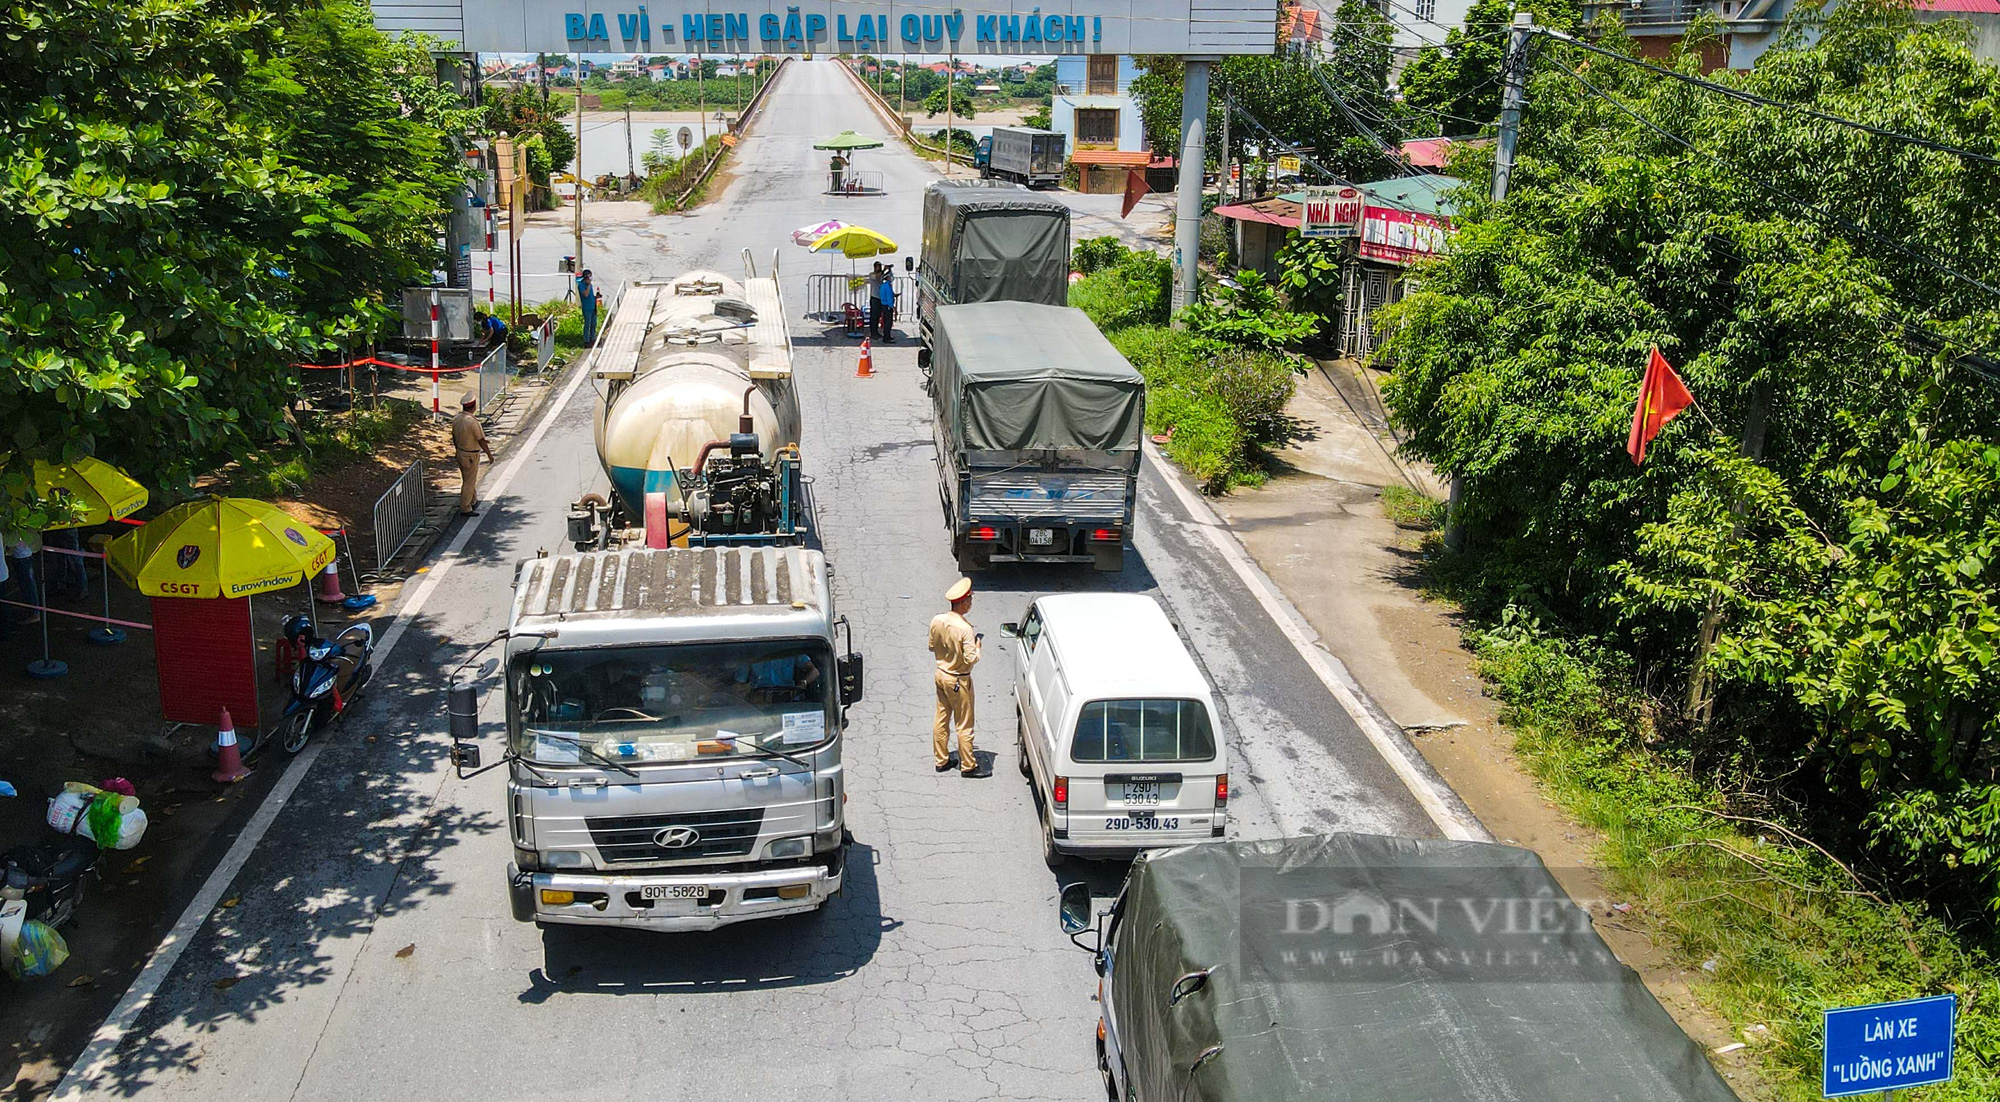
top-left (804, 273), bottom-right (912, 321)
top-left (372, 456), bottom-right (429, 571)
top-left (826, 169), bottom-right (884, 196)
top-left (475, 341), bottom-right (510, 409)
top-left (839, 61), bottom-right (979, 169)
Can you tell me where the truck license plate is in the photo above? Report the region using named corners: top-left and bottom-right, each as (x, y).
top-left (1119, 781), bottom-right (1160, 805)
top-left (641, 884), bottom-right (710, 900)
top-left (1028, 528), bottom-right (1056, 546)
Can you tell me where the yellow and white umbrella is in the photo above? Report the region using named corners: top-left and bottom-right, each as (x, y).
top-left (809, 225), bottom-right (898, 259)
top-left (107, 496), bottom-right (334, 599)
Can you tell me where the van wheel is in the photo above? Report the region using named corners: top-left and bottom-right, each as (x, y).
top-left (1016, 714), bottom-right (1032, 778)
top-left (1041, 811), bottom-right (1066, 869)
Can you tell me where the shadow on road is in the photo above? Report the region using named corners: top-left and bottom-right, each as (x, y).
top-left (521, 837), bottom-right (890, 999)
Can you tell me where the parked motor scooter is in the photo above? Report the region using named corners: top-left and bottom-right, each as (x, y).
top-left (1, 832), bottom-right (100, 973)
top-left (277, 614), bottom-right (376, 754)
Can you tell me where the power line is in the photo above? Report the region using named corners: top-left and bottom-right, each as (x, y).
top-left (1550, 60), bottom-right (2000, 379)
top-left (1541, 28), bottom-right (2000, 169)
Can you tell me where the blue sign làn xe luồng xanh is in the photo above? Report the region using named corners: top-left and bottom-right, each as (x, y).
top-left (1822, 994), bottom-right (1955, 1097)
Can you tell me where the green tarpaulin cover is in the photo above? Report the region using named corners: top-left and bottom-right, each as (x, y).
top-left (932, 302), bottom-right (1144, 453)
top-left (1112, 835), bottom-right (1743, 1102)
top-left (920, 181), bottom-right (1070, 307)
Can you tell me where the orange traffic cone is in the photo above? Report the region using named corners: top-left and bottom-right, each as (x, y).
top-left (855, 338), bottom-right (875, 379)
top-left (314, 559), bottom-right (347, 604)
top-left (212, 707), bottom-right (250, 784)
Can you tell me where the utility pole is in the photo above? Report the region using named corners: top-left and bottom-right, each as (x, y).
top-left (697, 51), bottom-right (709, 144)
top-left (944, 54), bottom-right (955, 176)
top-left (624, 99), bottom-right (634, 178)
top-left (1218, 86), bottom-right (1231, 211)
top-left (572, 51), bottom-right (584, 283)
top-left (1171, 58), bottom-right (1213, 322)
top-left (1442, 11), bottom-right (1532, 552)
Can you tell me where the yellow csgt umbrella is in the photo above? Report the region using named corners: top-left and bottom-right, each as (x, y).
top-left (28, 458), bottom-right (149, 527)
top-left (107, 496), bottom-right (334, 599)
top-left (810, 225), bottom-right (898, 259)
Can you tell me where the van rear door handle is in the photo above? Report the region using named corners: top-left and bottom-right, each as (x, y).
top-left (739, 767), bottom-right (781, 780)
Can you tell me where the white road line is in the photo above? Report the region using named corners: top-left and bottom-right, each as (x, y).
top-left (1144, 442), bottom-right (1491, 843)
top-left (52, 357), bottom-right (600, 1100)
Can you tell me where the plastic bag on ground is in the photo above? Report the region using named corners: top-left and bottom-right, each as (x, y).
top-left (6, 920), bottom-right (70, 979)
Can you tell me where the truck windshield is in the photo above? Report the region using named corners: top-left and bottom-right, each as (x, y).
top-left (508, 640), bottom-right (834, 765)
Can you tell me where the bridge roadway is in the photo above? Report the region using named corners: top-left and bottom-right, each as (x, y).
top-left (63, 60), bottom-right (1457, 1102)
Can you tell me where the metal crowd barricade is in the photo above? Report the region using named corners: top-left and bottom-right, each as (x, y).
top-left (536, 318), bottom-right (556, 371)
top-left (476, 342), bottom-right (510, 409)
top-left (372, 457), bottom-right (428, 570)
top-left (803, 273), bottom-right (911, 322)
top-left (826, 170), bottom-right (884, 196)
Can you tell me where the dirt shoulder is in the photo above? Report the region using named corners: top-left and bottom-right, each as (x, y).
top-left (1204, 360), bottom-right (1773, 1099)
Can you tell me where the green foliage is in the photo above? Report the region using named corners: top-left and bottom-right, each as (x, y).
top-left (1108, 323), bottom-right (1298, 492)
top-left (0, 0), bottom-right (472, 522)
top-left (228, 398), bottom-right (423, 498)
top-left (1381, 4), bottom-right (2000, 916)
top-left (485, 84), bottom-right (572, 209)
top-left (1275, 235), bottom-right (1346, 320)
top-left (640, 133), bottom-right (729, 211)
top-left (1473, 611), bottom-right (2000, 1102)
top-left (922, 85), bottom-right (976, 119)
top-left (1181, 271), bottom-right (1319, 350)
top-left (1397, 0), bottom-right (1513, 138)
top-left (1021, 105), bottom-right (1052, 131)
top-left (1134, 3), bottom-right (1402, 181)
top-left (1380, 484), bottom-right (1446, 530)
top-left (1068, 244), bottom-right (1172, 330)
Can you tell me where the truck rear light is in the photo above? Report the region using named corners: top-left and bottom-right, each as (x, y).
top-left (1090, 528), bottom-right (1121, 542)
top-left (1053, 775), bottom-right (1068, 809)
top-left (970, 526), bottom-right (1000, 542)
top-left (1215, 773), bottom-right (1229, 807)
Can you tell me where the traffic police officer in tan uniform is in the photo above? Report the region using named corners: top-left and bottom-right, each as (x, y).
top-left (929, 577), bottom-right (988, 777)
top-left (452, 393), bottom-right (494, 516)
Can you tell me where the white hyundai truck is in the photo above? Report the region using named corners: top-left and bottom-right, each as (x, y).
top-left (450, 545), bottom-right (862, 930)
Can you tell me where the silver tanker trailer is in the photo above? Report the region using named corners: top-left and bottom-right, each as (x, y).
top-left (569, 251), bottom-right (809, 550)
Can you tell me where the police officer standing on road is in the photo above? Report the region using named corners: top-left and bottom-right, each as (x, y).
top-left (929, 577), bottom-right (988, 777)
top-left (453, 393), bottom-right (494, 516)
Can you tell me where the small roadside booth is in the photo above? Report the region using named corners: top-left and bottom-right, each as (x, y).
top-left (1335, 174), bottom-right (1459, 360)
top-left (107, 497), bottom-right (336, 732)
top-left (1211, 194), bottom-right (1302, 281)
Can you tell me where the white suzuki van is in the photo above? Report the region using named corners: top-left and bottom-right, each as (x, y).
top-left (1002, 593), bottom-right (1228, 866)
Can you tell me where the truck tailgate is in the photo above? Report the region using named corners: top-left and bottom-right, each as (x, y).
top-left (968, 468), bottom-right (1131, 520)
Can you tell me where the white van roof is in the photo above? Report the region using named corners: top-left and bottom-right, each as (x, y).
top-left (1036, 593), bottom-right (1206, 692)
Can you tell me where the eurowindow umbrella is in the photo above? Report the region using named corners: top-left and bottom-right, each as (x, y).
top-left (19, 458), bottom-right (150, 653)
top-left (107, 496), bottom-right (335, 600)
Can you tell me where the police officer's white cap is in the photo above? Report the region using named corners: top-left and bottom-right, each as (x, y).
top-left (945, 578), bottom-right (972, 603)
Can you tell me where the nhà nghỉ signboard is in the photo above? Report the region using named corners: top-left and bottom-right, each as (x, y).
top-left (1300, 186), bottom-right (1360, 240)
top-left (1357, 203), bottom-right (1449, 265)
top-left (375, 0), bottom-right (1280, 56)
top-left (1822, 994), bottom-right (1956, 1098)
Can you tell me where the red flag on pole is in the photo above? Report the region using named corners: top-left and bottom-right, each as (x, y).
top-left (1121, 168), bottom-right (1151, 219)
top-left (1627, 345), bottom-right (1694, 465)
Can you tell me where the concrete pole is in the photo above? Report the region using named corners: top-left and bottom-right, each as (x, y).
top-left (944, 54), bottom-right (955, 176)
top-left (1443, 13), bottom-right (1531, 552)
top-left (1170, 58), bottom-right (1212, 323)
top-left (572, 52), bottom-right (584, 280)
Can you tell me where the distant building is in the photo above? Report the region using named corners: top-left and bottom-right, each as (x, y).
top-left (1051, 53), bottom-right (1143, 158)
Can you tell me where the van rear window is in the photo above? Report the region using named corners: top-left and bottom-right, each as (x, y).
top-left (1070, 700), bottom-right (1216, 763)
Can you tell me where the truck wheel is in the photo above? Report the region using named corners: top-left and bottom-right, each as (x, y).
top-left (1092, 544), bottom-right (1126, 574)
top-left (1041, 810), bottom-right (1066, 869)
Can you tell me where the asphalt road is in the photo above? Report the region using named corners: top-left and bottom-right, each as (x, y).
top-left (62, 60), bottom-right (1447, 1102)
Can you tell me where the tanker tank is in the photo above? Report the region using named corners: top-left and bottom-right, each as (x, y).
top-left (571, 252), bottom-right (809, 549)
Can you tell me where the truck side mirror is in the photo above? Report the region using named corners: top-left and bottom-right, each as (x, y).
top-left (916, 348), bottom-right (932, 370)
top-left (903, 255), bottom-right (914, 272)
top-left (1058, 882), bottom-right (1092, 935)
top-left (449, 681), bottom-right (480, 743)
top-left (838, 653), bottom-right (865, 705)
